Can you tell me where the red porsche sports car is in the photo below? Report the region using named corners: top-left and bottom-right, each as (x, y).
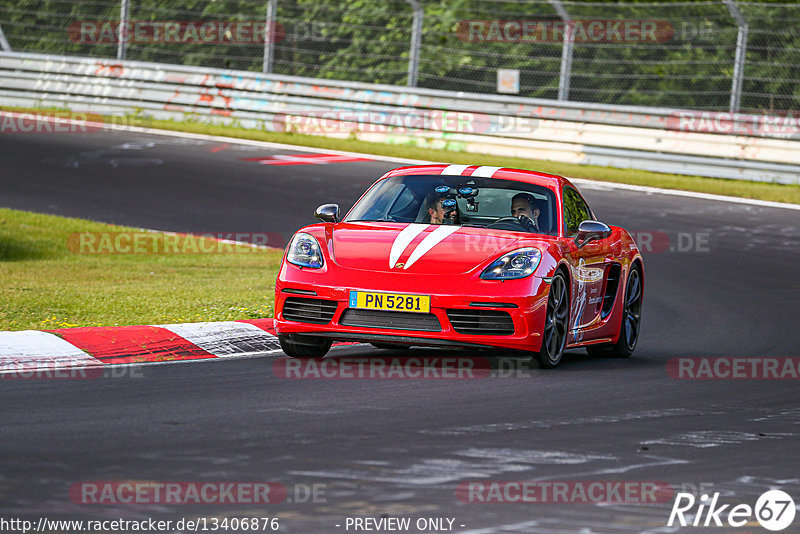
top-left (273, 164), bottom-right (643, 368)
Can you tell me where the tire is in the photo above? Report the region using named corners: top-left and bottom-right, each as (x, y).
top-left (534, 271), bottom-right (569, 369)
top-left (278, 334), bottom-right (332, 359)
top-left (586, 264), bottom-right (642, 359)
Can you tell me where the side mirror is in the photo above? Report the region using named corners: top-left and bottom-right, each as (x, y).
top-left (315, 204), bottom-right (339, 223)
top-left (574, 220), bottom-right (611, 248)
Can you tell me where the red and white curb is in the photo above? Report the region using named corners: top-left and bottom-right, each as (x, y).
top-left (0, 319), bottom-right (284, 375)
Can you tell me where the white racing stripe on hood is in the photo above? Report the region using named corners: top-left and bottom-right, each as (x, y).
top-left (404, 225), bottom-right (460, 269)
top-left (389, 223), bottom-right (430, 268)
top-left (441, 164), bottom-right (470, 175)
top-left (471, 166), bottom-right (502, 177)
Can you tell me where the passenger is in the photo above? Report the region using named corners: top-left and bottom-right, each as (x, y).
top-left (425, 194), bottom-right (458, 224)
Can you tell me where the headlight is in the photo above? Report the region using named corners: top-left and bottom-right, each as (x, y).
top-left (480, 248), bottom-right (541, 280)
top-left (287, 233), bottom-right (324, 268)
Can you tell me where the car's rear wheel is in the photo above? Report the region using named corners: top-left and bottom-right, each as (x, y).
top-left (535, 271), bottom-right (569, 369)
top-left (278, 334), bottom-right (332, 359)
top-left (587, 264), bottom-right (642, 359)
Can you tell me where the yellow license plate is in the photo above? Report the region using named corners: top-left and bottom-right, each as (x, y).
top-left (349, 291), bottom-right (430, 313)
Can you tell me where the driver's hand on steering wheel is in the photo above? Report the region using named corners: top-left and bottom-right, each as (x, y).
top-left (516, 214), bottom-right (538, 232)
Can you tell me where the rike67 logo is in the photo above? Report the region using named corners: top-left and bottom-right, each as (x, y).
top-left (668, 490), bottom-right (795, 531)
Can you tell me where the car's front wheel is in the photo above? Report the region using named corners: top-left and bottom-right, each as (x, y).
top-left (535, 271), bottom-right (569, 369)
top-left (278, 334), bottom-right (332, 359)
top-left (587, 264), bottom-right (642, 359)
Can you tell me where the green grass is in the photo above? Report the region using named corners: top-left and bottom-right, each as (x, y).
top-left (3, 105), bottom-right (800, 204)
top-left (0, 208), bottom-right (283, 331)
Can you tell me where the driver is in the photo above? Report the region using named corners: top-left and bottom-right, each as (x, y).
top-left (510, 192), bottom-right (542, 230)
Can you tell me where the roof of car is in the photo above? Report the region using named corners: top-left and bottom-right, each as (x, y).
top-left (382, 164), bottom-right (572, 191)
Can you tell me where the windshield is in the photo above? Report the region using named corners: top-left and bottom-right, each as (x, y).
top-left (345, 174), bottom-right (558, 236)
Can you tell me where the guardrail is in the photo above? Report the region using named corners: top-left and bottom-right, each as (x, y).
top-left (1, 52), bottom-right (798, 185)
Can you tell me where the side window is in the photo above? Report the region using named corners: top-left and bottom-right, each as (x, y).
top-left (562, 187), bottom-right (592, 236)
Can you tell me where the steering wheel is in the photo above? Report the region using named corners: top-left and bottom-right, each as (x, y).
top-left (486, 216), bottom-right (537, 232)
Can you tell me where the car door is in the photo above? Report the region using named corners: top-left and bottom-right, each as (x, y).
top-left (561, 187), bottom-right (610, 341)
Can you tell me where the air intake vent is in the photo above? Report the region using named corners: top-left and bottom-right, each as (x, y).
top-left (340, 309), bottom-right (441, 332)
top-left (446, 309), bottom-right (514, 335)
top-left (601, 264), bottom-right (622, 319)
top-left (282, 297), bottom-right (338, 324)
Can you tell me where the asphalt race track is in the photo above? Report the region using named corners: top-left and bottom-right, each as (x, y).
top-left (2, 130), bottom-right (799, 533)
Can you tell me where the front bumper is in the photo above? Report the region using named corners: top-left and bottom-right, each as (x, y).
top-left (273, 264), bottom-right (551, 352)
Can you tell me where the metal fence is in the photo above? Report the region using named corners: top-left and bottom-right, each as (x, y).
top-left (0, 0), bottom-right (798, 113)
